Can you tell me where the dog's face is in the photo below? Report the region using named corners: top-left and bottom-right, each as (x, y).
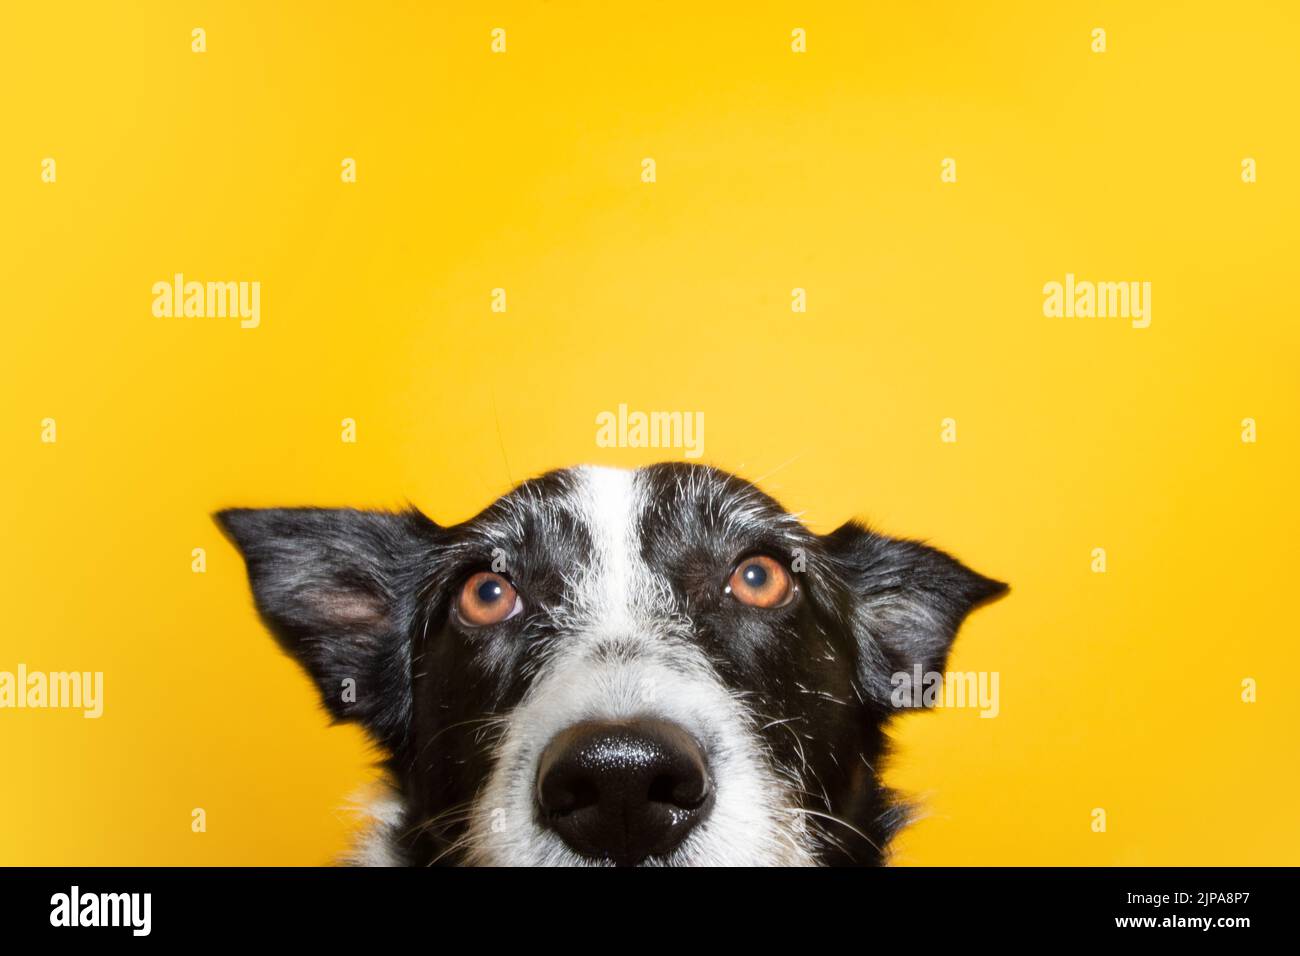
top-left (219, 464), bottom-right (1004, 866)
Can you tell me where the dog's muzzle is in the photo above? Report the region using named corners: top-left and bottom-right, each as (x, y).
top-left (535, 718), bottom-right (714, 866)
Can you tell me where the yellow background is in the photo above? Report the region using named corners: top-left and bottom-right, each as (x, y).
top-left (2, 1), bottom-right (1296, 866)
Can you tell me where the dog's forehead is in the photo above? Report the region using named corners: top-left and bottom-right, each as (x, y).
top-left (483, 463), bottom-right (780, 522)
top-left (479, 464), bottom-right (797, 539)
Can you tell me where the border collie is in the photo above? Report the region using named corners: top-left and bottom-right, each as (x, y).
top-left (217, 463), bottom-right (1005, 866)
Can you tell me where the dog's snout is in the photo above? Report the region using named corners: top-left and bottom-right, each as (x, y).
top-left (536, 718), bottom-right (714, 866)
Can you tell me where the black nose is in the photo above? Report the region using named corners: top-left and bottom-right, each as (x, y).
top-left (536, 719), bottom-right (714, 866)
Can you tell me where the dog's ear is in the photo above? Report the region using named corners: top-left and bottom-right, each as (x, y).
top-left (215, 507), bottom-right (440, 749)
top-left (822, 522), bottom-right (1006, 706)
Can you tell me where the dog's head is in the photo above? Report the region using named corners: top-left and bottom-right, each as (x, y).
top-left (218, 464), bottom-right (1004, 866)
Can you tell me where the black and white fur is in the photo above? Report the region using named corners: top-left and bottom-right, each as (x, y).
top-left (217, 463), bottom-right (1005, 866)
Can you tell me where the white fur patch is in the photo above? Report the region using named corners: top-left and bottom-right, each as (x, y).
top-left (342, 786), bottom-right (407, 866)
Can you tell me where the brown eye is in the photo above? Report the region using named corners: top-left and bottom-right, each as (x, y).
top-left (726, 555), bottom-right (795, 609)
top-left (457, 572), bottom-right (522, 626)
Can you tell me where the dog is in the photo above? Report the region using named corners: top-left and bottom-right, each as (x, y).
top-left (217, 463), bottom-right (1005, 865)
